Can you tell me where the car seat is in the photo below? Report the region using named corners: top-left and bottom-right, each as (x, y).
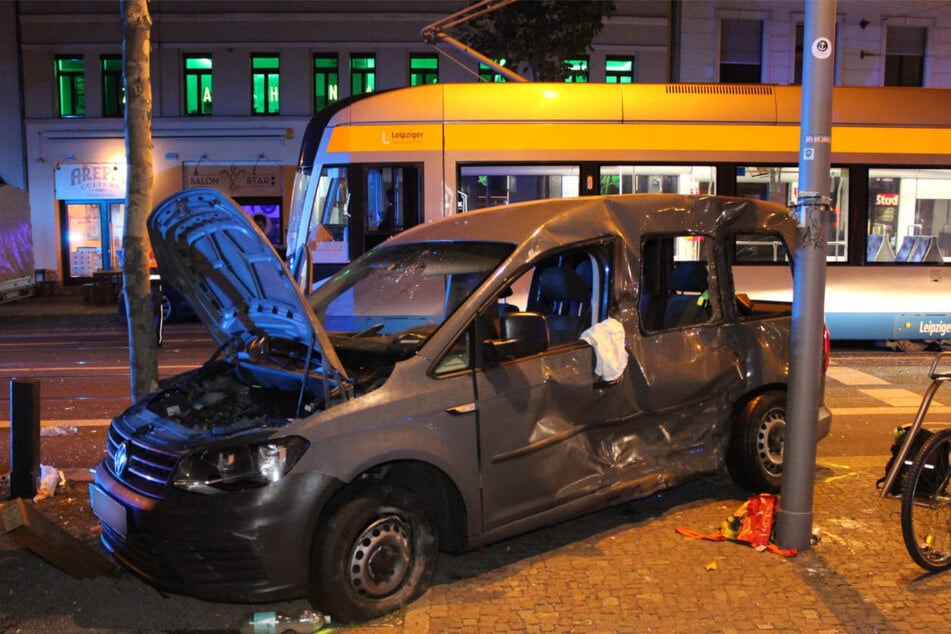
top-left (535, 266), bottom-right (592, 345)
top-left (664, 260), bottom-right (712, 328)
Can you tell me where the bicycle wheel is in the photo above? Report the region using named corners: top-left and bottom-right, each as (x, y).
top-left (901, 428), bottom-right (951, 571)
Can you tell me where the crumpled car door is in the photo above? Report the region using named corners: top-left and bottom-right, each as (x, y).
top-left (475, 343), bottom-right (633, 532)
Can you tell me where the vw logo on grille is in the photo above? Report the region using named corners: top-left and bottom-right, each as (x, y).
top-left (114, 441), bottom-right (129, 476)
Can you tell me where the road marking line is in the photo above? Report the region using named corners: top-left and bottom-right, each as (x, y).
top-left (831, 405), bottom-right (951, 416)
top-left (0, 419), bottom-right (111, 429)
top-left (860, 388), bottom-right (943, 408)
top-left (826, 367), bottom-right (889, 386)
top-left (0, 364), bottom-right (200, 373)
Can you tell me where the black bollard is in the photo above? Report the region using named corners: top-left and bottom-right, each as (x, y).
top-left (10, 379), bottom-right (41, 499)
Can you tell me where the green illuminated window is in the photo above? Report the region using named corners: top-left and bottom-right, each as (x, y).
top-left (101, 55), bottom-right (124, 118)
top-left (56, 55), bottom-right (85, 117)
top-left (605, 56), bottom-right (634, 84)
top-left (478, 59), bottom-right (508, 83)
top-left (409, 54), bottom-right (439, 86)
top-left (184, 55), bottom-right (213, 116)
top-left (314, 54), bottom-right (339, 111)
top-left (350, 54), bottom-right (376, 95)
top-left (251, 54), bottom-right (280, 115)
top-left (564, 58), bottom-right (588, 83)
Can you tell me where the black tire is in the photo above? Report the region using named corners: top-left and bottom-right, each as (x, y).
top-left (726, 392), bottom-right (786, 493)
top-left (901, 428), bottom-right (951, 571)
top-left (309, 485), bottom-right (437, 623)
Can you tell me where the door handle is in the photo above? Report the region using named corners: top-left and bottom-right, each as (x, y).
top-left (446, 402), bottom-right (477, 415)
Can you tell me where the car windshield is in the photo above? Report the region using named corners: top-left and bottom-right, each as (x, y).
top-left (307, 241), bottom-right (514, 374)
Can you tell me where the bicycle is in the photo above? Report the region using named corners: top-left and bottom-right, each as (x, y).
top-left (887, 352), bottom-right (951, 571)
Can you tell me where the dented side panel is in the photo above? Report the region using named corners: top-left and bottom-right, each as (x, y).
top-left (476, 345), bottom-right (624, 531)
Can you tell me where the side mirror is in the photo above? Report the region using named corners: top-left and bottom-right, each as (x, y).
top-left (483, 312), bottom-right (550, 363)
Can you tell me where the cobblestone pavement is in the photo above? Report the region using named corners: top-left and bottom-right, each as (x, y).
top-left (340, 458), bottom-right (948, 634)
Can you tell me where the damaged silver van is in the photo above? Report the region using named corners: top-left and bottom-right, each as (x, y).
top-left (90, 189), bottom-right (831, 623)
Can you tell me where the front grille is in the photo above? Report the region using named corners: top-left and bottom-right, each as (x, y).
top-left (105, 420), bottom-right (180, 498)
top-left (101, 523), bottom-right (268, 585)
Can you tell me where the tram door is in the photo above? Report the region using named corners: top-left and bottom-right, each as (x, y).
top-left (61, 200), bottom-right (125, 282)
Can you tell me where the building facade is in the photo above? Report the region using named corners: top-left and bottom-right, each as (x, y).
top-left (2, 0), bottom-right (950, 283)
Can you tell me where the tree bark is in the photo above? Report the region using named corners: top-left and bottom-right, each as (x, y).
top-left (121, 0), bottom-right (158, 401)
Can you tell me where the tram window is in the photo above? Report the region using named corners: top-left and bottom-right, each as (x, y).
top-left (315, 166), bottom-right (349, 240)
top-left (736, 166), bottom-right (849, 263)
top-left (366, 165), bottom-right (421, 233)
top-left (458, 165), bottom-right (580, 212)
top-left (869, 168), bottom-right (951, 263)
top-left (599, 165), bottom-right (715, 195)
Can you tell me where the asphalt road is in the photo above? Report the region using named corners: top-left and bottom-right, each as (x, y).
top-left (0, 312), bottom-right (945, 462)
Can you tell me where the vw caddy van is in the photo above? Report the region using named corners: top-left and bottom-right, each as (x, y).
top-left (91, 190), bottom-right (832, 622)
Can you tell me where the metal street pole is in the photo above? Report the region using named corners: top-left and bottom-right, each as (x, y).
top-left (776, 0), bottom-right (836, 551)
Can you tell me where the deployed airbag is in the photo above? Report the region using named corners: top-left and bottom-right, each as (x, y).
top-left (581, 318), bottom-right (628, 383)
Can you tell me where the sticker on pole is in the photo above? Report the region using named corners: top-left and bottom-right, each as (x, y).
top-left (812, 37), bottom-right (832, 59)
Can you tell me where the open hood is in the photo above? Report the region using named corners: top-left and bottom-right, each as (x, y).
top-left (148, 188), bottom-right (349, 379)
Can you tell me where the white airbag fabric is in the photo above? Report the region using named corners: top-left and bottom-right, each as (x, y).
top-left (580, 318), bottom-right (628, 383)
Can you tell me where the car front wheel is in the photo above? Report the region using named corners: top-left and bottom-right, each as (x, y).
top-left (309, 485), bottom-right (437, 624)
top-left (726, 392), bottom-right (786, 493)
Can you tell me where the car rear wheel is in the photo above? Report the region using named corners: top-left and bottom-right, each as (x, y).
top-left (726, 392), bottom-right (786, 493)
top-left (309, 485), bottom-right (437, 624)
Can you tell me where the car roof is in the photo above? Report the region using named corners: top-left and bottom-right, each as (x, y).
top-left (387, 194), bottom-right (795, 254)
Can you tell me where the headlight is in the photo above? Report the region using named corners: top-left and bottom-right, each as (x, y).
top-left (172, 436), bottom-right (309, 494)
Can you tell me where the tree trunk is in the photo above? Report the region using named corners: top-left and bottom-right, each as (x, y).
top-left (121, 0), bottom-right (158, 401)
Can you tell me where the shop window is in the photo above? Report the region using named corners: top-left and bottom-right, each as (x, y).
top-left (409, 54), bottom-right (439, 86)
top-left (56, 55), bottom-right (85, 118)
top-left (885, 26), bottom-right (926, 87)
top-left (244, 202), bottom-right (283, 247)
top-left (564, 58), bottom-right (588, 83)
top-left (184, 55), bottom-right (213, 116)
top-left (720, 19), bottom-right (762, 83)
top-left (63, 201), bottom-right (125, 280)
top-left (314, 54), bottom-right (339, 111)
top-left (101, 55), bottom-right (123, 118)
top-left (251, 54), bottom-right (280, 115)
top-left (605, 56), bottom-right (635, 84)
top-left (350, 54), bottom-right (376, 95)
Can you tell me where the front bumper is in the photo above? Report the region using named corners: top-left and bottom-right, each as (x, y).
top-left (90, 462), bottom-right (342, 602)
